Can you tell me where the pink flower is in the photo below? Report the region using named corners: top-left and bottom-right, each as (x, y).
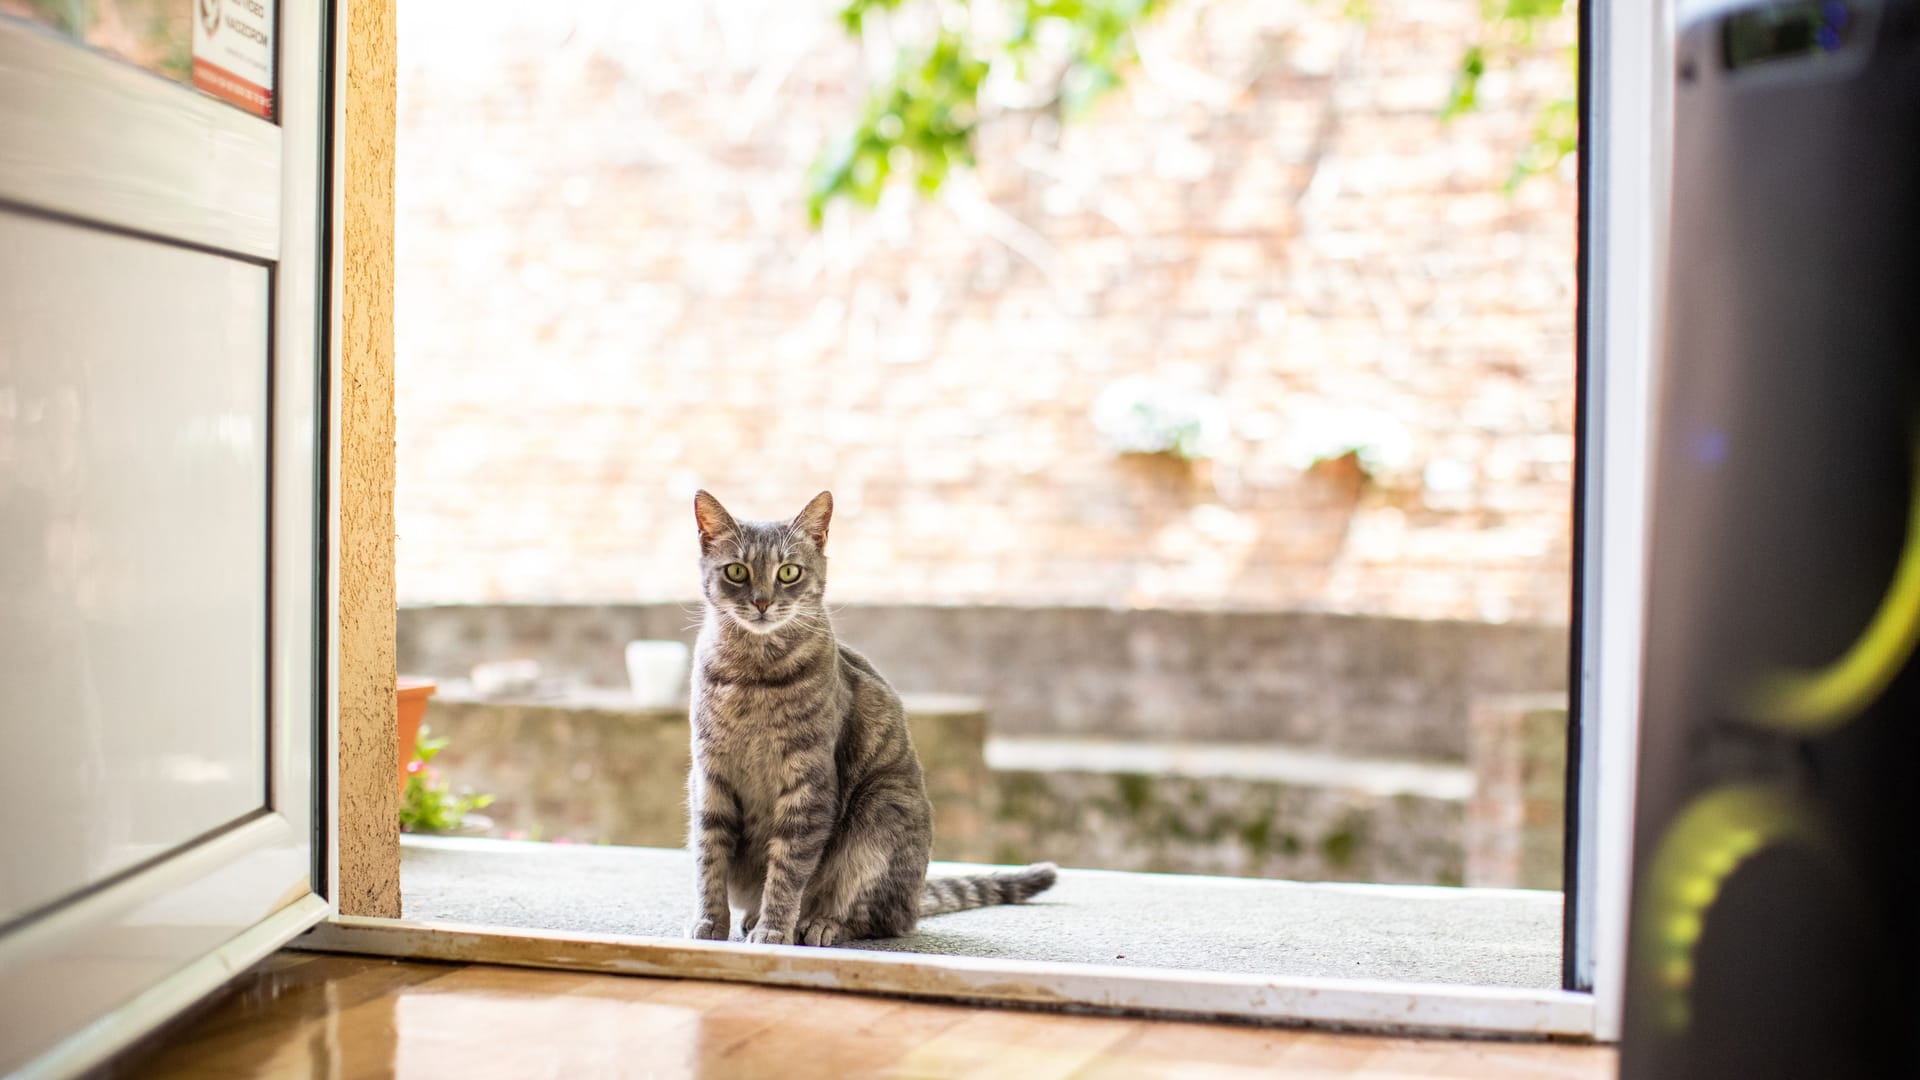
top-left (406, 759), bottom-right (424, 775)
top-left (554, 837), bottom-right (574, 845)
top-left (505, 829), bottom-right (526, 841)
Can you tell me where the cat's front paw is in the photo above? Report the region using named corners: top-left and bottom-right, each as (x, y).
top-left (797, 918), bottom-right (847, 947)
top-left (687, 917), bottom-right (729, 941)
top-left (745, 926), bottom-right (789, 946)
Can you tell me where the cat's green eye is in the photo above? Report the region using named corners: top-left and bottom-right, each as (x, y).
top-left (723, 564), bottom-right (749, 584)
top-left (777, 564), bottom-right (802, 584)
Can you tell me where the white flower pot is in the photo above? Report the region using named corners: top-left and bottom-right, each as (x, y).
top-left (625, 640), bottom-right (691, 708)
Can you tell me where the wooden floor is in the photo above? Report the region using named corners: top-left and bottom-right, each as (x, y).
top-left (113, 952), bottom-right (1617, 1079)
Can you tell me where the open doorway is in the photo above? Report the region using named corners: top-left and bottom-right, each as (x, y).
top-left (384, 0), bottom-right (1579, 995)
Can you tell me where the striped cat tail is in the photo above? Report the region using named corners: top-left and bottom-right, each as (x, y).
top-left (919, 862), bottom-right (1058, 916)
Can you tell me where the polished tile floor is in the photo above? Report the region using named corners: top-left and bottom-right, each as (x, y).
top-left (108, 952), bottom-right (1617, 1078)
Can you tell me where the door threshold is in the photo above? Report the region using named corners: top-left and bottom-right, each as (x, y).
top-left (298, 915), bottom-right (1594, 1039)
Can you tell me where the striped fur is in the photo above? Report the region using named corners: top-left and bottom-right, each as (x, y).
top-left (921, 863), bottom-right (1059, 916)
top-left (685, 491), bottom-right (1056, 947)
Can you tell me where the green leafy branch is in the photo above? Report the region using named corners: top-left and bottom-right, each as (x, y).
top-left (808, 26), bottom-right (989, 225)
top-left (811, 0), bottom-right (1578, 222)
top-left (808, 0), bottom-right (1164, 225)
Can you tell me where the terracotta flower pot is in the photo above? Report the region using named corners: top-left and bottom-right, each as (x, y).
top-left (397, 677), bottom-right (437, 793)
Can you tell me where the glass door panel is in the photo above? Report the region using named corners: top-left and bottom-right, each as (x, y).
top-left (0, 211), bottom-right (271, 926)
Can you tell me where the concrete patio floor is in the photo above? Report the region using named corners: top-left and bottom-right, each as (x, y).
top-left (400, 836), bottom-right (1564, 989)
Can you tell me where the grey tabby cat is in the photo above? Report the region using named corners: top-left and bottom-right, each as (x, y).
top-left (686, 490), bottom-right (1057, 946)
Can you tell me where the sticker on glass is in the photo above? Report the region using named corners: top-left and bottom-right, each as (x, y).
top-left (191, 0), bottom-right (274, 119)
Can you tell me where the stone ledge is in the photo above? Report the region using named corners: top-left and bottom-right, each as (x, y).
top-left (986, 736), bottom-right (1472, 799)
top-left (398, 603), bottom-right (1569, 760)
top-left (415, 694), bottom-right (1510, 886)
top-left (435, 686), bottom-right (985, 724)
top-left (420, 693), bottom-right (993, 859)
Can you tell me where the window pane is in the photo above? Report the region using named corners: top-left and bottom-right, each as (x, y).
top-left (0, 0), bottom-right (275, 120)
top-left (82, 0), bottom-right (192, 84)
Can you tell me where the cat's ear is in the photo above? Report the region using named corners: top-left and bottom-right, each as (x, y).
top-left (792, 491), bottom-right (833, 552)
top-left (694, 490), bottom-right (738, 553)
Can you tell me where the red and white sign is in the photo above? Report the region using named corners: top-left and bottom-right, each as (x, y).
top-left (192, 0), bottom-right (275, 120)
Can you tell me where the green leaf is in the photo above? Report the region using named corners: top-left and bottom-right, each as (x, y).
top-left (1442, 44), bottom-right (1486, 120)
top-left (1505, 92), bottom-right (1577, 192)
top-left (838, 0), bottom-right (905, 36)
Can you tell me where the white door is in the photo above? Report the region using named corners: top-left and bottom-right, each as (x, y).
top-left (0, 0), bottom-right (329, 1073)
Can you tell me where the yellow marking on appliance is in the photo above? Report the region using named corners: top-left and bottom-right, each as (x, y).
top-left (1635, 784), bottom-right (1836, 1033)
top-left (1744, 436), bottom-right (1920, 731)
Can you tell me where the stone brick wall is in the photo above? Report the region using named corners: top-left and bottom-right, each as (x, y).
top-left (397, 602), bottom-right (1568, 760)
top-left (396, 0), bottom-right (1576, 623)
top-left (1466, 694), bottom-right (1568, 889)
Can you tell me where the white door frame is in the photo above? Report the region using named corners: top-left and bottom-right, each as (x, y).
top-left (0, 1), bottom-right (333, 1074)
top-left (1567, 0), bottom-right (1674, 1043)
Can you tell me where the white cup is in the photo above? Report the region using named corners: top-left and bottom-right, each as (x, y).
top-left (625, 640), bottom-right (691, 708)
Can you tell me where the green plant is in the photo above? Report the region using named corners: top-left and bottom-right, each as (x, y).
top-left (813, 0), bottom-right (1577, 221)
top-left (1444, 0), bottom-right (1576, 191)
top-left (810, 0), bottom-right (1164, 224)
top-left (1090, 377), bottom-right (1226, 461)
top-left (398, 726), bottom-right (494, 833)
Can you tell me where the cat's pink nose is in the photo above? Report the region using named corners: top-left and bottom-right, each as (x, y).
top-left (754, 598), bottom-right (769, 613)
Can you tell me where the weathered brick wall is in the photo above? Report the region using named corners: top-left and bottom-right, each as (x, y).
top-left (396, 0), bottom-right (1577, 623)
